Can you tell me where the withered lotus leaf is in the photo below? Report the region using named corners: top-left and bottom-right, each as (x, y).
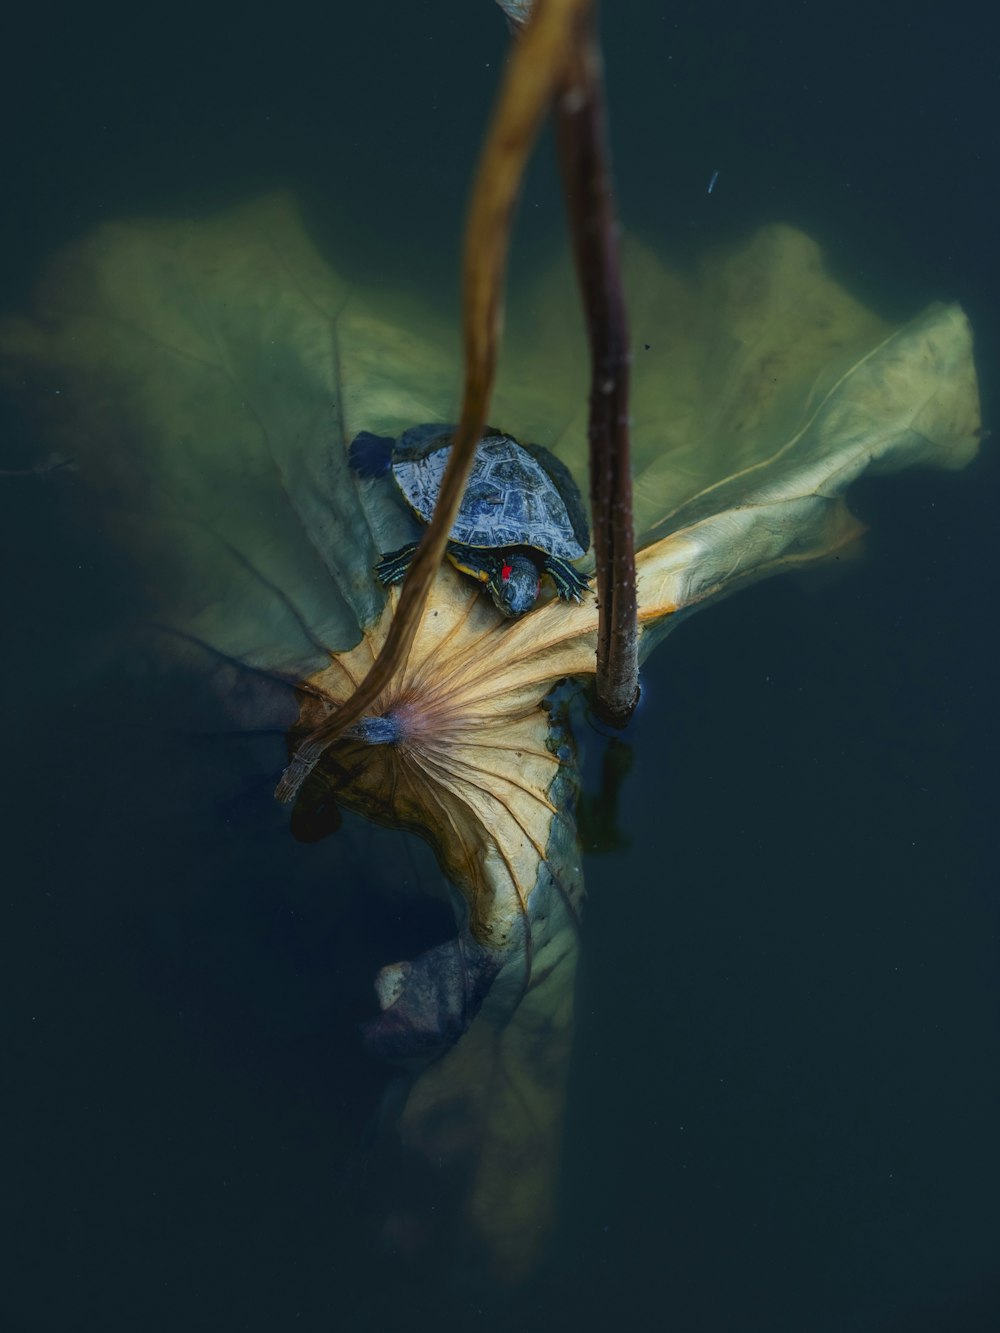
top-left (0, 194), bottom-right (980, 1279)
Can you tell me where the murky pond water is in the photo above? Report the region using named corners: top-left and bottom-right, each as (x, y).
top-left (3, 3), bottom-right (998, 1330)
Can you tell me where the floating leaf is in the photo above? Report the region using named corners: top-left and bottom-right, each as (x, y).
top-left (0, 194), bottom-right (980, 1280)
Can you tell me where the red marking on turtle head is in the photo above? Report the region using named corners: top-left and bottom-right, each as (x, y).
top-left (501, 562), bottom-right (513, 582)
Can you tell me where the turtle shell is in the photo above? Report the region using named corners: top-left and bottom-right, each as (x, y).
top-left (391, 433), bottom-right (588, 560)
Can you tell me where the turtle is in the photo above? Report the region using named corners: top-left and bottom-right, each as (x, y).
top-left (348, 423), bottom-right (591, 617)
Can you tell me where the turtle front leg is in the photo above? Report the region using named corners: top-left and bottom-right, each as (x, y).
top-left (544, 555), bottom-right (591, 602)
top-left (444, 541), bottom-right (493, 584)
top-left (375, 541), bottom-right (420, 587)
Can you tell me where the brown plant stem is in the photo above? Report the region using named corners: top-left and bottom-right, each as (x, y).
top-left (553, 9), bottom-right (639, 725)
top-left (275, 0), bottom-right (590, 804)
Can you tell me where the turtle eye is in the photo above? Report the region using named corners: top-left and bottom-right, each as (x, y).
top-left (501, 562), bottom-right (513, 582)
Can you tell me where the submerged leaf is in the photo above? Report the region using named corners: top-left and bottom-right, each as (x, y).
top-left (0, 194), bottom-right (980, 1281)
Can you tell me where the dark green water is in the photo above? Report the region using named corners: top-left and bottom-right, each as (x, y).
top-left (2, 3), bottom-right (998, 1330)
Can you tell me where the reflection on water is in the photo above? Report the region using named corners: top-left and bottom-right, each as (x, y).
top-left (2, 2), bottom-right (999, 1330)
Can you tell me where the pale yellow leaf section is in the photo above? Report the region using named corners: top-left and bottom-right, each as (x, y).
top-left (294, 565), bottom-right (593, 947)
top-left (295, 547), bottom-right (676, 946)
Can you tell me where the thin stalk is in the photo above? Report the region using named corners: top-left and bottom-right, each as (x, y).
top-left (505, 0), bottom-right (639, 723)
top-left (275, 0), bottom-right (590, 804)
top-left (553, 11), bottom-right (638, 724)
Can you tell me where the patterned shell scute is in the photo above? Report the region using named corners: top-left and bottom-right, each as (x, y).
top-left (393, 435), bottom-right (586, 560)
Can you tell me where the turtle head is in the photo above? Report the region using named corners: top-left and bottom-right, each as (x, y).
top-left (488, 553), bottom-right (540, 618)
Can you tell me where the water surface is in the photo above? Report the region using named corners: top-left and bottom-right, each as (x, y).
top-left (3, 3), bottom-right (998, 1330)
